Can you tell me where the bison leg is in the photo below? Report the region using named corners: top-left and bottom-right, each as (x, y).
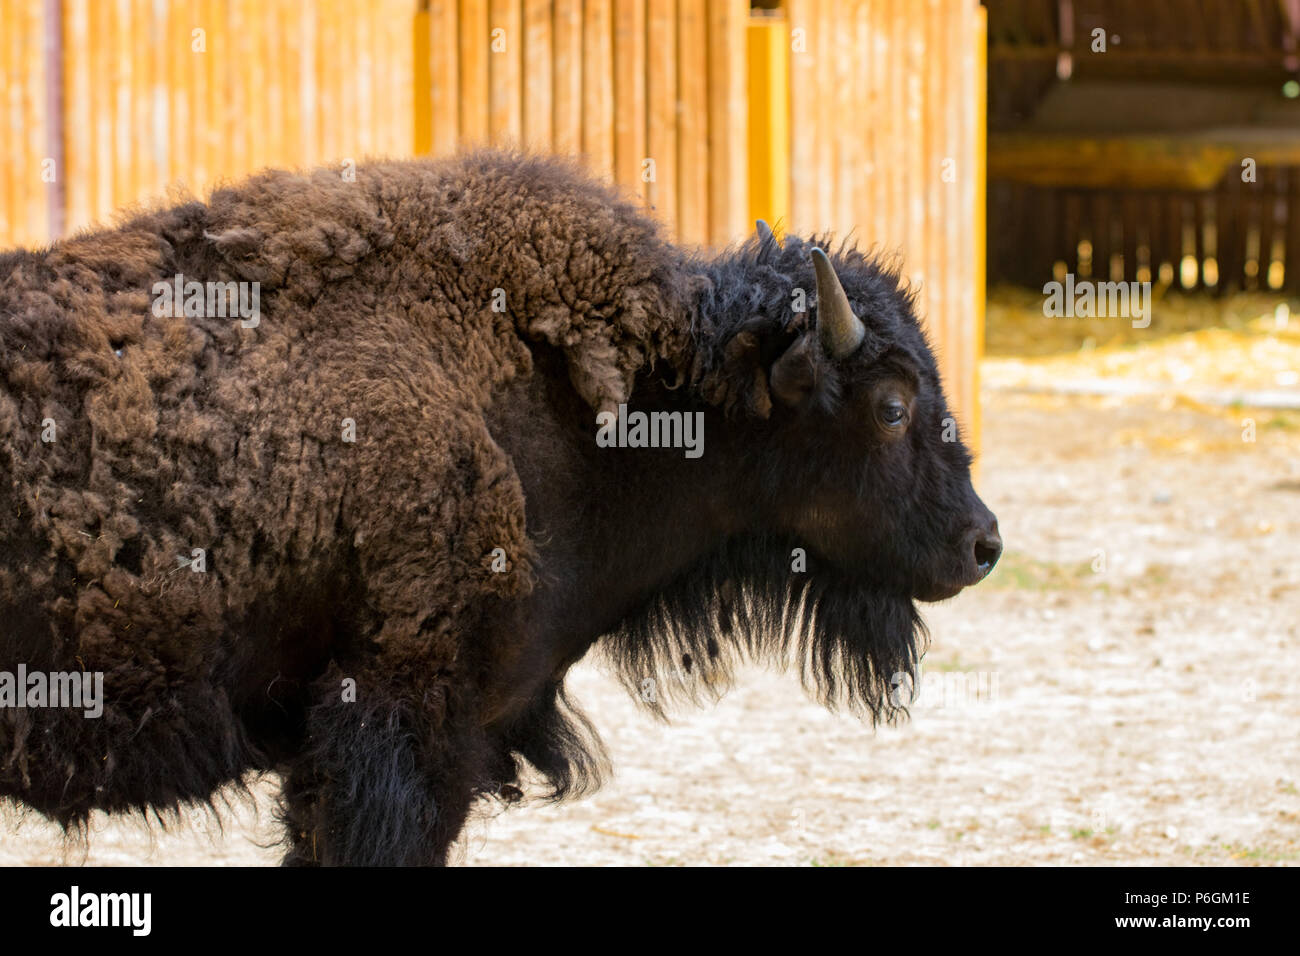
top-left (278, 664), bottom-right (483, 866)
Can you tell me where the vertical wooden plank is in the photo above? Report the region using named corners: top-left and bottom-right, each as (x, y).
top-left (522, 0), bottom-right (552, 150)
top-left (924, 0), bottom-right (949, 399)
top-left (415, 1), bottom-right (432, 154)
top-left (265, 0), bottom-right (288, 168)
top-left (902, 0), bottom-right (927, 317)
top-left (63, 0), bottom-right (91, 234)
top-left (316, 0), bottom-right (337, 160)
top-left (340, 0), bottom-right (363, 162)
top-left (197, 0), bottom-right (219, 187)
top-left (224, 0), bottom-right (249, 176)
top-left (882, 0), bottom-right (904, 255)
top-left (746, 13), bottom-right (790, 233)
top-left (488, 0), bottom-right (521, 145)
top-left (130, 0), bottom-right (150, 203)
top-left (864, 0), bottom-right (890, 252)
top-left (1259, 168), bottom-right (1280, 290)
top-left (1286, 171), bottom-right (1300, 292)
top-left (89, 0), bottom-right (112, 220)
top-left (613, 0), bottom-right (646, 194)
top-left (111, 0), bottom-right (131, 209)
top-left (707, 0), bottom-right (746, 245)
top-left (582, 0), bottom-right (613, 179)
top-left (855, 0), bottom-right (878, 246)
top-left (297, 1), bottom-right (319, 165)
top-left (676, 0), bottom-right (708, 244)
top-left (23, 0), bottom-right (48, 244)
top-left (1218, 169), bottom-right (1241, 293)
top-left (1090, 192), bottom-right (1111, 284)
top-left (833, 0), bottom-right (857, 240)
top-left (1165, 191), bottom-right (1185, 287)
top-left (1, 0), bottom-right (12, 243)
top-left (971, 0), bottom-right (986, 459)
top-left (460, 0), bottom-right (490, 144)
top-left (385, 0), bottom-right (415, 155)
top-left (949, 0), bottom-right (971, 439)
top-left (553, 0), bottom-right (583, 155)
top-left (646, 0), bottom-right (677, 233)
top-left (281, 0), bottom-right (304, 165)
top-left (429, 0), bottom-right (460, 155)
top-left (787, 0), bottom-right (815, 234)
top-left (3, 0), bottom-right (16, 243)
top-left (814, 0), bottom-right (834, 230)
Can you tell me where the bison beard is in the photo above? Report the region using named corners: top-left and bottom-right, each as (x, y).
top-left (0, 149), bottom-right (986, 866)
top-left (605, 535), bottom-right (926, 721)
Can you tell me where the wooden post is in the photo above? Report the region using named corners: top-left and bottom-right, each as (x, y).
top-left (522, 0), bottom-right (552, 150)
top-left (646, 0), bottom-right (678, 232)
top-left (488, 0), bottom-right (521, 145)
top-left (582, 0), bottom-right (614, 179)
top-left (613, 0), bottom-right (646, 193)
top-left (676, 0), bottom-right (709, 245)
top-left (707, 0), bottom-right (747, 246)
top-left (746, 13), bottom-right (790, 235)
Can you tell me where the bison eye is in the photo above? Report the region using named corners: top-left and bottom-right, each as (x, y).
top-left (879, 399), bottom-right (907, 428)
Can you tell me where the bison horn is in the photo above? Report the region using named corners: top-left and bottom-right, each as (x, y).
top-left (811, 247), bottom-right (864, 358)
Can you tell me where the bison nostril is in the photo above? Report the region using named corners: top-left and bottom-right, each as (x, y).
top-left (973, 534), bottom-right (1002, 576)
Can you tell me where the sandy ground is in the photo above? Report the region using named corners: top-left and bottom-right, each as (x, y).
top-left (2, 381), bottom-right (1298, 866)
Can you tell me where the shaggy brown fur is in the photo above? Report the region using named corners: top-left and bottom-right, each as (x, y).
top-left (0, 150), bottom-right (998, 865)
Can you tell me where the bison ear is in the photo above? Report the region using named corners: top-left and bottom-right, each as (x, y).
top-left (769, 332), bottom-right (824, 408)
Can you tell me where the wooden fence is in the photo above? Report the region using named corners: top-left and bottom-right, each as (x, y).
top-left (1, 0), bottom-right (985, 448)
top-left (2, 0), bottom-right (414, 249)
top-left (990, 167), bottom-right (1300, 295)
top-left (413, 0), bottom-right (749, 247)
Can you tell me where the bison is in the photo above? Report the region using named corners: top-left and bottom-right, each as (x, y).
top-left (0, 151), bottom-right (1000, 865)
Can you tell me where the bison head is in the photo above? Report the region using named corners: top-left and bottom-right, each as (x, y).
top-left (757, 231), bottom-right (1000, 604)
top-left (608, 222), bottom-right (1000, 720)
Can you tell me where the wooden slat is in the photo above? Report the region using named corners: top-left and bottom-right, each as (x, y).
top-left (489, 0), bottom-right (521, 146)
top-left (971, 1), bottom-right (986, 460)
top-left (612, 0), bottom-right (646, 195)
top-left (787, 0), bottom-right (817, 235)
top-left (385, 0), bottom-right (414, 156)
top-left (18, 0), bottom-right (48, 244)
top-left (706, 0), bottom-right (746, 245)
top-left (111, 0), bottom-right (131, 209)
top-left (646, 0), bottom-right (677, 230)
top-left (429, 0), bottom-right (460, 155)
top-left (62, 0), bottom-right (90, 234)
top-left (675, 0), bottom-right (708, 244)
top-left (297, 2), bottom-right (320, 164)
top-left (459, 0), bottom-right (489, 145)
top-left (746, 14), bottom-right (788, 232)
top-left (925, 0), bottom-right (951, 402)
top-left (88, 0), bottom-right (111, 218)
top-left (553, 0), bottom-right (583, 156)
top-left (1286, 169), bottom-right (1300, 292)
top-left (833, 0), bottom-right (857, 240)
top-left (522, 0), bottom-right (552, 150)
top-left (582, 0), bottom-right (613, 179)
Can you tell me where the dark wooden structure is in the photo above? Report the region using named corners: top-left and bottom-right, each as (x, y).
top-left (987, 0), bottom-right (1300, 294)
